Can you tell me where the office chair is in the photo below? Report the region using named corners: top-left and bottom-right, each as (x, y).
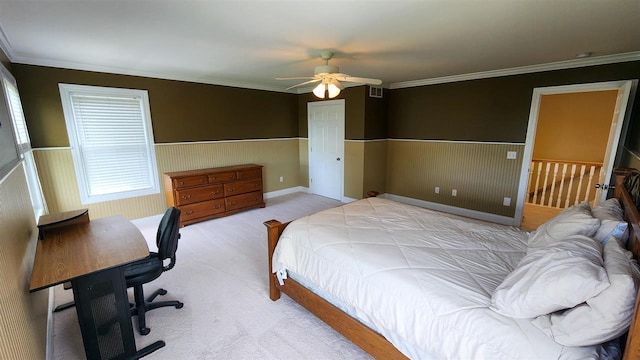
top-left (124, 207), bottom-right (184, 335)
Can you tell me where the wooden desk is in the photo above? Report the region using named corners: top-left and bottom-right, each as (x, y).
top-left (30, 216), bottom-right (164, 359)
top-left (37, 208), bottom-right (89, 240)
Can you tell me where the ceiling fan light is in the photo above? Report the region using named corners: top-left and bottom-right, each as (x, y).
top-left (313, 83), bottom-right (326, 98)
top-left (327, 83), bottom-right (341, 98)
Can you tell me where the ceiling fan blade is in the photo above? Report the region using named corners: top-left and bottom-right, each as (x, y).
top-left (337, 76), bottom-right (382, 86)
top-left (285, 79), bottom-right (321, 90)
top-left (276, 76), bottom-right (316, 80)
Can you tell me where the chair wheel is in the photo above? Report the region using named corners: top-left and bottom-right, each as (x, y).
top-left (176, 302), bottom-right (184, 309)
top-left (140, 327), bottom-right (150, 336)
top-left (158, 289), bottom-right (168, 296)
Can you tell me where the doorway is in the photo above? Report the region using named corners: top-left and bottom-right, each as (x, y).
top-left (516, 80), bottom-right (636, 229)
top-left (308, 99), bottom-right (345, 201)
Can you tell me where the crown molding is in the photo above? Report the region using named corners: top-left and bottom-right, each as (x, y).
top-left (9, 54), bottom-right (293, 93)
top-left (389, 51), bottom-right (640, 89)
top-left (0, 22), bottom-right (15, 62)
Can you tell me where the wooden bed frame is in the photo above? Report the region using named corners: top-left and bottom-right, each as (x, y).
top-left (265, 168), bottom-right (640, 360)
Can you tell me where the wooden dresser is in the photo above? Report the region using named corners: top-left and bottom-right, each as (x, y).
top-left (163, 164), bottom-right (265, 227)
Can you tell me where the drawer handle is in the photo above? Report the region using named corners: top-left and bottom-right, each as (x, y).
top-left (253, 197), bottom-right (258, 201)
top-left (211, 176), bottom-right (217, 180)
top-left (179, 181), bottom-right (184, 185)
top-left (181, 194), bottom-right (191, 200)
top-left (214, 205), bottom-right (221, 209)
top-left (211, 190), bottom-right (219, 195)
top-left (200, 179), bottom-right (204, 183)
top-left (231, 201), bottom-right (237, 205)
top-left (186, 210), bottom-right (194, 215)
top-left (251, 184), bottom-right (257, 187)
top-left (229, 188), bottom-right (235, 192)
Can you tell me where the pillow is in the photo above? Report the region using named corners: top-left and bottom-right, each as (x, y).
top-left (527, 201), bottom-right (600, 252)
top-left (491, 235), bottom-right (609, 319)
top-left (532, 237), bottom-right (640, 346)
top-left (592, 198), bottom-right (629, 245)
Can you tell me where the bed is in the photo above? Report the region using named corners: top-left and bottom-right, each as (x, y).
top-left (265, 168), bottom-right (640, 359)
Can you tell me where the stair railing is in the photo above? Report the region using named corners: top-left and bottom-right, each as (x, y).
top-left (527, 159), bottom-right (602, 209)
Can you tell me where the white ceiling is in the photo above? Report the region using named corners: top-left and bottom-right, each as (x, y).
top-left (0, 0), bottom-right (639, 93)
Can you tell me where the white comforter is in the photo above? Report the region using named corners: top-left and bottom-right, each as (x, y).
top-left (272, 197), bottom-right (610, 359)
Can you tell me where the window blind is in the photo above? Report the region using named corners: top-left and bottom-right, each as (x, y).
top-left (1, 65), bottom-right (47, 218)
top-left (2, 79), bottom-right (31, 154)
top-left (60, 84), bottom-right (159, 203)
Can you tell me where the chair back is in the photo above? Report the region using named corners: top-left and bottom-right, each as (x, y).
top-left (156, 207), bottom-right (181, 269)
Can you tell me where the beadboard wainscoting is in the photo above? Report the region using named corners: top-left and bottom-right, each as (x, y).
top-left (34, 138), bottom-right (301, 220)
top-left (386, 140), bottom-right (524, 218)
top-left (0, 164), bottom-right (48, 359)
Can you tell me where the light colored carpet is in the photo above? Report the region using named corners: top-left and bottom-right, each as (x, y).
top-left (52, 193), bottom-right (373, 360)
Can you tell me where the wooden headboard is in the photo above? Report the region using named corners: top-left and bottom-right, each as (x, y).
top-left (614, 168), bottom-right (640, 359)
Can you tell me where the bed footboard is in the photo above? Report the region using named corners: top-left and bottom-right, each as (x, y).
top-left (264, 219), bottom-right (290, 301)
top-left (263, 218), bottom-right (408, 359)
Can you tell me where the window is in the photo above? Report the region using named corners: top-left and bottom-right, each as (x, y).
top-left (0, 64), bottom-right (47, 218)
top-left (59, 84), bottom-right (159, 204)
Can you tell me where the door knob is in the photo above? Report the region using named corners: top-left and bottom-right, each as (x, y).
top-left (336, 157), bottom-right (341, 161)
top-left (595, 184), bottom-right (615, 190)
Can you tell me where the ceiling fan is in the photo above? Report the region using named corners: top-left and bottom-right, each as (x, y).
top-left (277, 50), bottom-right (382, 99)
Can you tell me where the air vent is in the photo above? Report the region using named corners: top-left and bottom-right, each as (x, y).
top-left (369, 86), bottom-right (383, 98)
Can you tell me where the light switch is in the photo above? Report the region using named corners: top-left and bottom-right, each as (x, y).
top-left (507, 151), bottom-right (517, 160)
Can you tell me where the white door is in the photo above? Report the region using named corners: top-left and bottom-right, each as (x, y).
top-left (516, 80), bottom-right (637, 226)
top-left (308, 100), bottom-right (345, 201)
top-left (596, 81), bottom-right (634, 202)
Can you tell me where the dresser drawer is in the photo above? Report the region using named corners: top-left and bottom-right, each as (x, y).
top-left (225, 191), bottom-right (263, 211)
top-left (236, 167), bottom-right (262, 180)
top-left (224, 178), bottom-right (262, 197)
top-left (173, 175), bottom-right (208, 189)
top-left (180, 199), bottom-right (225, 221)
top-left (208, 171), bottom-right (236, 184)
top-left (175, 185), bottom-right (224, 206)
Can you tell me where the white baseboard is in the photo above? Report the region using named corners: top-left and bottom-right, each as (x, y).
top-left (385, 193), bottom-right (517, 226)
top-left (264, 186), bottom-right (309, 199)
top-left (265, 187), bottom-right (358, 204)
top-left (46, 287), bottom-right (54, 360)
top-left (264, 189), bottom-right (516, 225)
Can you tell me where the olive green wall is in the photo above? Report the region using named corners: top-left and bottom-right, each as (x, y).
top-left (11, 64), bottom-right (298, 148)
top-left (364, 89), bottom-right (388, 140)
top-left (388, 61), bottom-right (640, 143)
top-left (0, 49), bottom-right (10, 71)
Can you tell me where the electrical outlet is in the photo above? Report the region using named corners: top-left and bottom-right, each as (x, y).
top-left (279, 176), bottom-right (283, 182)
top-left (435, 186), bottom-right (440, 194)
top-left (452, 189), bottom-right (457, 196)
top-left (503, 197), bottom-right (511, 206)
top-left (507, 151), bottom-right (517, 160)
